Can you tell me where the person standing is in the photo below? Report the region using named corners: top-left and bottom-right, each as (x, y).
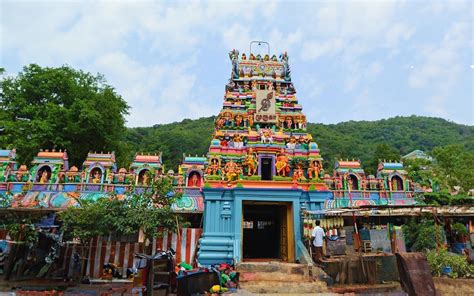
top-left (311, 220), bottom-right (326, 263)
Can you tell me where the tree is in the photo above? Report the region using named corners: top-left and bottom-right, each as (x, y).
top-left (0, 64), bottom-right (129, 166)
top-left (404, 158), bottom-right (435, 188)
top-left (432, 145), bottom-right (474, 193)
top-left (402, 216), bottom-right (444, 252)
top-left (364, 143), bottom-right (400, 175)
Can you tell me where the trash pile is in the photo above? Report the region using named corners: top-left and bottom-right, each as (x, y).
top-left (176, 262), bottom-right (239, 295)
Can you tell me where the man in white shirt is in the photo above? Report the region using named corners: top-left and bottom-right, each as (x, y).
top-left (311, 220), bottom-right (326, 263)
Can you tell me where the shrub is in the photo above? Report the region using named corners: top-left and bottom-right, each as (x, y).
top-left (427, 248), bottom-right (474, 278)
top-left (451, 222), bottom-right (468, 237)
top-left (402, 216), bottom-right (444, 252)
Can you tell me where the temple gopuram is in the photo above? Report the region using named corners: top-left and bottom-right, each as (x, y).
top-left (0, 48), bottom-right (420, 266)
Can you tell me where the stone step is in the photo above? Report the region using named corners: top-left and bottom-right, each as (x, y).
top-left (240, 280), bottom-right (328, 294)
top-left (239, 271), bottom-right (311, 282)
top-left (231, 293), bottom-right (339, 296)
top-left (236, 261), bottom-right (310, 276)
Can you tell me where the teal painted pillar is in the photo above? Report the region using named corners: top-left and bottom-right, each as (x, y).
top-left (233, 195), bottom-right (242, 263)
top-left (198, 188), bottom-right (236, 265)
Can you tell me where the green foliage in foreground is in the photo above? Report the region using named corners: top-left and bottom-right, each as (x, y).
top-left (402, 217), bottom-right (445, 252)
top-left (427, 249), bottom-right (474, 278)
top-left (5, 222), bottom-right (38, 246)
top-left (404, 217), bottom-right (473, 278)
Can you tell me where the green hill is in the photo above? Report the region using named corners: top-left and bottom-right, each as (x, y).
top-left (124, 116), bottom-right (474, 173)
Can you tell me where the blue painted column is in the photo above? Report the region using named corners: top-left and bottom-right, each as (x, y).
top-left (198, 188), bottom-right (236, 265)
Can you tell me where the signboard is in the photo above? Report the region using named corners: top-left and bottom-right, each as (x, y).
top-left (255, 89), bottom-right (277, 123)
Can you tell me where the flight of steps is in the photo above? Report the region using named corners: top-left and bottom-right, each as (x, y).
top-left (234, 261), bottom-right (336, 295)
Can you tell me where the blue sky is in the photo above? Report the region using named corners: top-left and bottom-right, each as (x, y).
top-left (1, 0), bottom-right (473, 127)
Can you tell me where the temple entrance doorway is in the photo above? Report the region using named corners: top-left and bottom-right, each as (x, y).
top-left (260, 157), bottom-right (273, 180)
top-left (242, 201), bottom-right (294, 262)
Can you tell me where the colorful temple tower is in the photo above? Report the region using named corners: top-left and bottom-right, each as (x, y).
top-left (198, 49), bottom-right (331, 265)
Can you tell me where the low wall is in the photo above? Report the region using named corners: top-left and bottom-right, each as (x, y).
top-left (1, 228), bottom-right (202, 280)
top-left (433, 277), bottom-right (474, 295)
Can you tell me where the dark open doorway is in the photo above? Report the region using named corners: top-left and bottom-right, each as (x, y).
top-left (391, 175), bottom-right (404, 191)
top-left (242, 202), bottom-right (293, 261)
top-left (261, 157), bottom-right (273, 180)
top-left (348, 174), bottom-right (359, 190)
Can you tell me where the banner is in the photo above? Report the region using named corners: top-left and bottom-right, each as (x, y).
top-left (255, 89), bottom-right (277, 123)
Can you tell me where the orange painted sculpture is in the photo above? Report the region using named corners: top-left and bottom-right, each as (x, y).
top-left (233, 133), bottom-right (244, 148)
top-left (190, 173), bottom-right (199, 187)
top-left (307, 160), bottom-right (322, 180)
top-left (243, 148), bottom-right (258, 176)
top-left (39, 170), bottom-right (49, 183)
top-left (275, 149), bottom-right (290, 177)
top-left (206, 158), bottom-right (220, 175)
top-left (293, 163), bottom-right (306, 182)
top-left (142, 173), bottom-right (150, 186)
top-left (285, 116), bottom-right (293, 129)
top-left (235, 114), bottom-right (243, 126)
top-left (92, 170), bottom-right (101, 183)
top-left (224, 160), bottom-right (240, 181)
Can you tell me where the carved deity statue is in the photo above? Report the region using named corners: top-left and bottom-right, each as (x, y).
top-left (224, 160), bottom-right (240, 181)
top-left (243, 148), bottom-right (258, 176)
top-left (229, 49), bottom-right (240, 79)
top-left (293, 163), bottom-right (306, 182)
top-left (92, 170), bottom-right (101, 183)
top-left (285, 116), bottom-right (293, 129)
top-left (248, 113), bottom-right (254, 127)
top-left (286, 136), bottom-right (297, 149)
top-left (233, 133), bottom-right (244, 148)
top-left (39, 170), bottom-right (49, 183)
top-left (307, 160), bottom-right (322, 180)
top-left (275, 149), bottom-right (290, 177)
top-left (142, 173), bottom-right (150, 186)
top-left (190, 174), bottom-right (199, 187)
top-left (279, 52), bottom-right (291, 81)
top-left (260, 128), bottom-right (273, 144)
top-left (206, 159), bottom-right (220, 176)
top-left (235, 114), bottom-right (243, 127)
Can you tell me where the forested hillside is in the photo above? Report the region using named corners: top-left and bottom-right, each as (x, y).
top-left (125, 116), bottom-right (474, 173)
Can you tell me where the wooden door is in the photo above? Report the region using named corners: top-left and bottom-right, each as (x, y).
top-left (279, 206), bottom-right (288, 261)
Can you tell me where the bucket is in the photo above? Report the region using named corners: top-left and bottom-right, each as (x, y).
top-left (442, 266), bottom-right (452, 275)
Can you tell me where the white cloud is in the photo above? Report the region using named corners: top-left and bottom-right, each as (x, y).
top-left (408, 22), bottom-right (471, 119)
top-left (385, 23), bottom-right (416, 47)
top-left (300, 38), bottom-right (344, 61)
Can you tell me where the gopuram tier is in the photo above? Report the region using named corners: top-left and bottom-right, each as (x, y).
top-left (204, 50), bottom-right (325, 189)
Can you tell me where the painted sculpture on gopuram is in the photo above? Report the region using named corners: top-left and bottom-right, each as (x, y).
top-left (204, 45), bottom-right (324, 184)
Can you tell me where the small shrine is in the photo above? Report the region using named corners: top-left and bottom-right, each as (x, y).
top-left (333, 159), bottom-right (366, 191)
top-left (377, 161), bottom-right (409, 191)
top-left (130, 153), bottom-right (163, 185)
top-left (30, 149), bottom-right (69, 184)
top-left (0, 149), bottom-right (17, 183)
top-left (179, 154), bottom-right (206, 187)
top-left (82, 152), bottom-right (116, 184)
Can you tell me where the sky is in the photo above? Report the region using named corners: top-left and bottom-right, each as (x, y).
top-left (1, 0), bottom-right (473, 127)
